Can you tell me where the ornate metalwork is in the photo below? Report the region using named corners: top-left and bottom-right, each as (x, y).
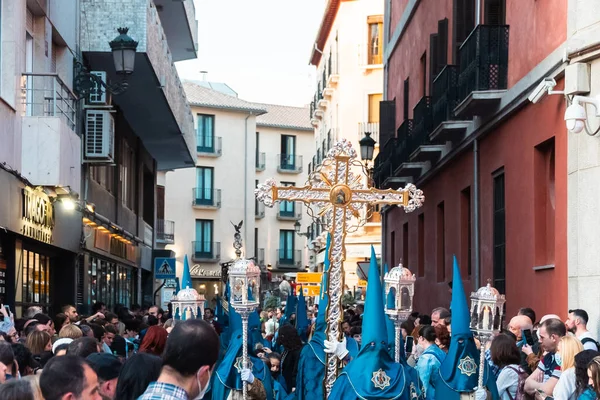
top-left (255, 139), bottom-right (425, 397)
top-left (73, 60), bottom-right (129, 98)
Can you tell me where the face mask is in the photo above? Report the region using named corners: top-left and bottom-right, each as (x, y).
top-left (555, 353), bottom-right (562, 367)
top-left (192, 369), bottom-right (211, 400)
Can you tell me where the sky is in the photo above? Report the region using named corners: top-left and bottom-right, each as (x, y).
top-left (176, 0), bottom-right (327, 107)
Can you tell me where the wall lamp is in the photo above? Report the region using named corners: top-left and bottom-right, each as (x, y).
top-left (565, 95), bottom-right (600, 135)
top-left (74, 28), bottom-right (139, 98)
top-left (294, 221), bottom-right (311, 238)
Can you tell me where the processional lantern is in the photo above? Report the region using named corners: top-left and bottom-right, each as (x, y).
top-left (228, 258), bottom-right (261, 312)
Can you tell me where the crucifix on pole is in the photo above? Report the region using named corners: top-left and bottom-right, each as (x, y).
top-left (255, 139), bottom-right (424, 396)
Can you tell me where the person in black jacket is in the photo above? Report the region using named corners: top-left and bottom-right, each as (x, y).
top-left (277, 323), bottom-right (304, 392)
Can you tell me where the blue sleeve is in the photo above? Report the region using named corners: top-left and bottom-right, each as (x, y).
top-left (416, 354), bottom-right (435, 395)
top-left (0, 319), bottom-right (13, 333)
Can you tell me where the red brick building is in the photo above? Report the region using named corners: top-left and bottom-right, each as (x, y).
top-left (375, 0), bottom-right (568, 318)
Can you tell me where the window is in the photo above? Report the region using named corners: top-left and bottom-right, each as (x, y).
top-left (368, 94), bottom-right (382, 123)
top-left (390, 231), bottom-right (396, 266)
top-left (255, 132), bottom-right (260, 167)
top-left (403, 78), bottom-right (410, 120)
top-left (120, 139), bottom-right (135, 210)
top-left (402, 222), bottom-right (409, 267)
top-left (17, 249), bottom-right (51, 313)
top-left (484, 0), bottom-right (506, 25)
top-left (418, 214), bottom-right (425, 277)
top-left (197, 114), bottom-right (215, 153)
top-left (534, 139), bottom-right (556, 266)
top-left (279, 182), bottom-right (296, 217)
top-left (327, 129), bottom-right (332, 150)
top-left (195, 167), bottom-right (214, 205)
top-left (157, 185), bottom-right (165, 220)
top-left (367, 16), bottom-right (383, 65)
top-left (280, 135), bottom-right (296, 170)
top-left (453, 0), bottom-right (476, 62)
top-left (437, 202), bottom-right (446, 282)
top-left (420, 53), bottom-right (427, 97)
top-left (461, 187), bottom-right (472, 277)
top-left (194, 220), bottom-right (214, 258)
top-left (91, 166), bottom-right (115, 194)
top-left (88, 258), bottom-right (135, 309)
top-left (254, 228), bottom-right (259, 261)
top-left (493, 170), bottom-right (506, 294)
top-left (279, 230), bottom-right (295, 264)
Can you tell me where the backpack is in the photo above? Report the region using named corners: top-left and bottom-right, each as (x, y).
top-left (505, 365), bottom-right (528, 400)
top-left (581, 337), bottom-right (600, 350)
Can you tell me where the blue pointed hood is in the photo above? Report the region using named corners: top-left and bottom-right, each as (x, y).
top-left (438, 255), bottom-right (485, 392)
top-left (361, 246), bottom-right (387, 347)
top-left (296, 287), bottom-right (309, 341)
top-left (181, 255), bottom-right (192, 290)
top-left (307, 233), bottom-right (331, 364)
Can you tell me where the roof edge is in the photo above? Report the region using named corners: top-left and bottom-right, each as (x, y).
top-left (256, 122), bottom-right (314, 131)
top-left (188, 102), bottom-right (267, 116)
top-left (309, 0), bottom-right (341, 66)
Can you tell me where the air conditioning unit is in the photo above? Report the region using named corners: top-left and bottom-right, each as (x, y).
top-left (84, 110), bottom-right (115, 163)
top-left (87, 71), bottom-right (108, 105)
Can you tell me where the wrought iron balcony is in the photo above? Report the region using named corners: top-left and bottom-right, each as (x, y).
top-left (456, 25), bottom-right (510, 117)
top-left (192, 241), bottom-right (221, 262)
top-left (277, 202), bottom-right (303, 221)
top-left (192, 188), bottom-right (221, 208)
top-left (278, 154), bottom-right (303, 173)
top-left (432, 65), bottom-right (459, 129)
top-left (256, 152), bottom-right (266, 171)
top-left (196, 135), bottom-right (222, 156)
top-left (409, 96), bottom-right (433, 152)
top-left (358, 122), bottom-right (380, 144)
top-left (156, 219), bottom-right (175, 244)
top-left (255, 200), bottom-right (265, 219)
top-left (277, 249), bottom-right (302, 269)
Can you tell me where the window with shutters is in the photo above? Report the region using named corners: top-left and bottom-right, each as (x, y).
top-left (368, 93), bottom-right (382, 123)
top-left (367, 16), bottom-right (383, 65)
top-left (453, 0), bottom-right (476, 63)
top-left (484, 0), bottom-right (506, 25)
top-left (91, 165), bottom-right (115, 194)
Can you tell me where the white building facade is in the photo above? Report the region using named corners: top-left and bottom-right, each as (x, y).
top-left (162, 82), bottom-right (312, 301)
top-left (307, 0), bottom-right (384, 295)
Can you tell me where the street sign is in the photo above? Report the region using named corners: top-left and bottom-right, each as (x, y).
top-left (358, 279), bottom-right (367, 287)
top-left (297, 285), bottom-right (321, 296)
top-left (296, 272), bottom-right (322, 284)
top-left (154, 257), bottom-right (176, 279)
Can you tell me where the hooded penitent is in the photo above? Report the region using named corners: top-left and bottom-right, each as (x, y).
top-left (296, 287), bottom-right (309, 342)
top-left (434, 256), bottom-right (499, 400)
top-left (295, 234), bottom-right (331, 400)
top-left (329, 247), bottom-right (422, 400)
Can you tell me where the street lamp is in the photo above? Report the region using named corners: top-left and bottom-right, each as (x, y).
top-left (359, 132), bottom-right (376, 164)
top-left (74, 27), bottom-right (139, 98)
top-left (384, 263), bottom-right (416, 363)
top-left (294, 221), bottom-right (311, 238)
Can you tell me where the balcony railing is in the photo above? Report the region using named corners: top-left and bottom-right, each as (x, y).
top-left (457, 25), bottom-right (510, 105)
top-left (256, 152), bottom-right (266, 171)
top-left (278, 154), bottom-right (303, 173)
top-left (21, 73), bottom-right (77, 130)
top-left (410, 96), bottom-right (432, 149)
top-left (358, 122), bottom-right (380, 144)
top-left (156, 219), bottom-right (175, 244)
top-left (255, 200), bottom-right (265, 218)
top-left (192, 241), bottom-right (221, 262)
top-left (432, 65), bottom-right (460, 129)
top-left (277, 249), bottom-right (302, 269)
top-left (391, 119), bottom-right (414, 172)
top-left (196, 135), bottom-right (222, 156)
top-left (257, 248), bottom-right (265, 266)
top-left (192, 188), bottom-right (222, 208)
top-left (278, 202), bottom-right (302, 221)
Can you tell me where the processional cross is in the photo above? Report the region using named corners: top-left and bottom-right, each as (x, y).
top-left (255, 139), bottom-right (424, 397)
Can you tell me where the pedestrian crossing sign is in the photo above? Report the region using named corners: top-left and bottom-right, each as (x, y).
top-left (154, 257), bottom-right (176, 279)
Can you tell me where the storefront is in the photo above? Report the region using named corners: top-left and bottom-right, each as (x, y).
top-left (190, 263), bottom-right (222, 306)
top-left (0, 172), bottom-right (81, 316)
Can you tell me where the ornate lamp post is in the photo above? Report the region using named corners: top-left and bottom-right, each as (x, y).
top-left (228, 257), bottom-right (261, 400)
top-left (384, 262), bottom-right (416, 362)
top-left (469, 280), bottom-right (505, 389)
top-left (359, 132), bottom-right (376, 165)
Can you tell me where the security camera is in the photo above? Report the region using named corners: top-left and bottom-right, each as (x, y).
top-left (564, 95), bottom-right (600, 133)
top-left (528, 78), bottom-right (559, 104)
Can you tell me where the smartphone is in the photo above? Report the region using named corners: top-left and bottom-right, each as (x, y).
top-left (522, 329), bottom-right (534, 346)
top-left (405, 336), bottom-right (414, 354)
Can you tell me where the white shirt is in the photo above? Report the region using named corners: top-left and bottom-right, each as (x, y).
top-left (496, 364), bottom-right (522, 400)
top-left (578, 331), bottom-right (599, 351)
top-left (553, 367), bottom-right (577, 400)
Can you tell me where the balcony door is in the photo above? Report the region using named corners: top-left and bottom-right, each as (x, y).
top-left (279, 230), bottom-right (295, 265)
top-left (279, 182), bottom-right (295, 217)
top-left (197, 114), bottom-right (215, 153)
top-left (280, 135), bottom-right (296, 170)
top-left (195, 219), bottom-right (213, 258)
top-left (367, 16), bottom-right (383, 65)
top-left (25, 33), bottom-right (34, 117)
top-left (195, 167), bottom-right (214, 205)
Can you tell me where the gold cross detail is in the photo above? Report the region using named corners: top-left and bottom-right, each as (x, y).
top-left (255, 139), bottom-right (424, 396)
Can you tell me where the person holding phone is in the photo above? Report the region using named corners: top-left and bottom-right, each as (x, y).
top-left (509, 314), bottom-right (540, 374)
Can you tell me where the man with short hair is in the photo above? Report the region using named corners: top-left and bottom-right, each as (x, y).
top-left (138, 319), bottom-right (219, 400)
top-left (40, 355), bottom-right (102, 400)
top-left (518, 307), bottom-right (537, 325)
top-left (431, 307), bottom-right (450, 327)
top-left (565, 309), bottom-right (599, 351)
top-left (524, 318), bottom-right (567, 397)
top-left (508, 314), bottom-right (540, 373)
top-left (104, 313), bottom-right (119, 327)
top-left (102, 325), bottom-right (117, 354)
top-left (68, 337), bottom-right (100, 358)
top-left (63, 304), bottom-right (80, 322)
top-left (25, 305), bottom-right (43, 319)
top-left (87, 353), bottom-right (121, 400)
top-left (148, 305), bottom-right (163, 320)
top-left (92, 302), bottom-right (107, 315)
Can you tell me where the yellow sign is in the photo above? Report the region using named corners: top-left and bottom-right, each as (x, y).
top-left (296, 272), bottom-right (323, 284)
top-left (358, 280), bottom-right (367, 287)
top-left (297, 285), bottom-right (321, 296)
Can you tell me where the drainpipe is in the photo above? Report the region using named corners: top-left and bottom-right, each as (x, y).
top-left (244, 113), bottom-right (252, 253)
top-left (473, 139), bottom-right (480, 289)
top-left (381, 206), bottom-right (387, 284)
top-left (383, 0), bottom-right (391, 100)
top-left (475, 0), bottom-right (481, 25)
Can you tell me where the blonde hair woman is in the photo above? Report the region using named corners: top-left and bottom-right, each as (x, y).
top-left (58, 324), bottom-right (83, 339)
top-left (26, 331), bottom-right (52, 356)
top-left (23, 374), bottom-right (44, 400)
top-left (553, 335), bottom-right (584, 400)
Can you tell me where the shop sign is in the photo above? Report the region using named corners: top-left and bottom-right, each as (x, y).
top-left (109, 237), bottom-right (136, 263)
top-left (296, 285), bottom-right (320, 296)
top-left (296, 272), bottom-right (322, 284)
top-left (190, 264), bottom-right (221, 278)
top-left (21, 187), bottom-right (54, 244)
